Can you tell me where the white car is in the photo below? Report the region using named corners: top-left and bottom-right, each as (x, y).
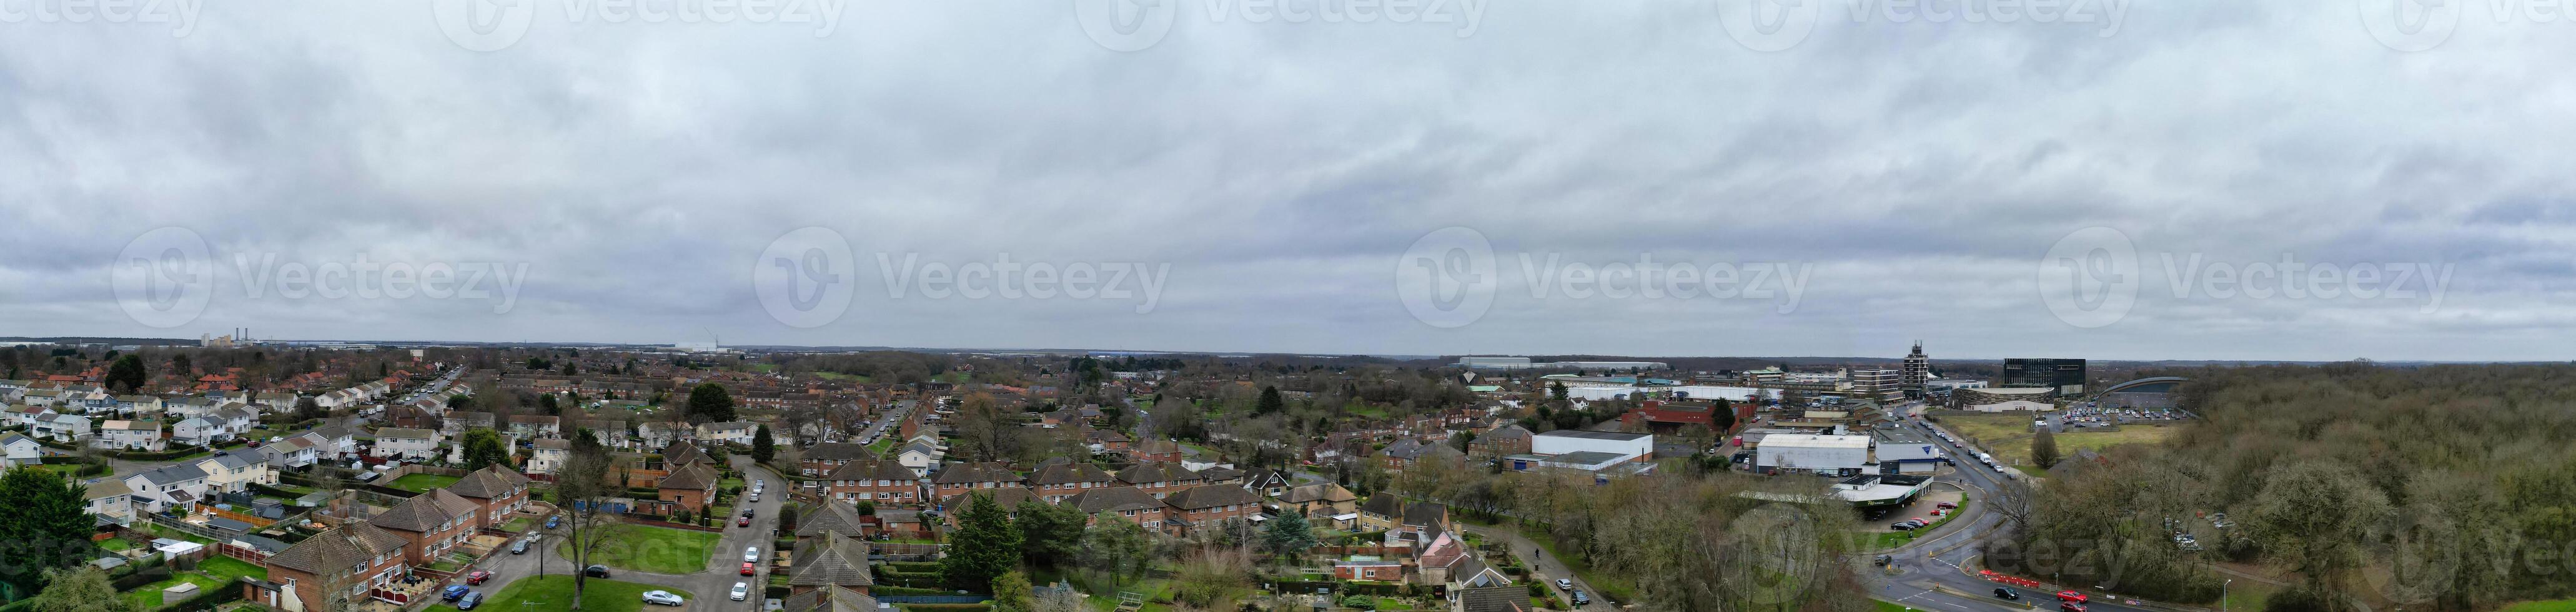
top-left (748, 492), bottom-right (761, 502)
top-left (745, 546), bottom-right (761, 562)
top-left (643, 591), bottom-right (685, 606)
top-left (731, 582), bottom-right (750, 601)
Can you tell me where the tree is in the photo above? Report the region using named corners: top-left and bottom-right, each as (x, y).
top-left (1254, 385), bottom-right (1285, 416)
top-left (1015, 498), bottom-right (1085, 569)
top-left (170, 353), bottom-right (192, 375)
top-left (29, 568), bottom-right (138, 612)
top-left (459, 428), bottom-right (511, 471)
top-left (103, 355), bottom-right (146, 393)
top-left (751, 425), bottom-right (776, 464)
top-left (295, 397), bottom-right (325, 423)
top-left (556, 428), bottom-right (632, 610)
top-left (447, 393), bottom-right (472, 410)
top-left (2031, 428), bottom-right (2062, 470)
top-left (990, 571), bottom-right (1038, 612)
top-left (686, 383), bottom-right (736, 423)
top-left (540, 393), bottom-right (561, 416)
top-left (0, 466), bottom-right (94, 595)
top-left (1080, 513), bottom-right (1154, 588)
top-left (1261, 509), bottom-right (1319, 563)
top-left (942, 493), bottom-right (1023, 591)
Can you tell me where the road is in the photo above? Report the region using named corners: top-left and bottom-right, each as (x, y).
top-left (853, 400), bottom-right (913, 446)
top-left (464, 457), bottom-right (790, 611)
top-left (1456, 523), bottom-right (1617, 612)
top-left (1875, 403), bottom-right (2172, 612)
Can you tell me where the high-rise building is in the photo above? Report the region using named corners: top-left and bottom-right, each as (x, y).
top-left (1849, 368), bottom-right (1903, 402)
top-left (1900, 342), bottom-right (1930, 398)
top-left (2001, 358), bottom-right (2088, 397)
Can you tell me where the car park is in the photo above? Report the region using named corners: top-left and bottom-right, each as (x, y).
top-left (731, 583), bottom-right (751, 601)
top-left (457, 592), bottom-right (485, 610)
top-left (644, 591), bottom-right (686, 606)
top-left (442, 586), bottom-right (471, 601)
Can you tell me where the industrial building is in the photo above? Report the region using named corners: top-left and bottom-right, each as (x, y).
top-left (1753, 433), bottom-right (1872, 475)
top-left (1530, 430), bottom-right (1654, 462)
top-left (1869, 429), bottom-right (1948, 474)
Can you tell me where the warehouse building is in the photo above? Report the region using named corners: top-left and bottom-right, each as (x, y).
top-left (1869, 429), bottom-right (1948, 474)
top-left (1530, 430), bottom-right (1654, 463)
top-left (1754, 433), bottom-right (1872, 475)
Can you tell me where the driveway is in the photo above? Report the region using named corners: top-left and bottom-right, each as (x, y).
top-left (1457, 524), bottom-right (1615, 612)
top-left (458, 458), bottom-right (790, 612)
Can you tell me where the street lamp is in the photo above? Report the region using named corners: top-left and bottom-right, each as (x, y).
top-left (2223, 579), bottom-right (2232, 612)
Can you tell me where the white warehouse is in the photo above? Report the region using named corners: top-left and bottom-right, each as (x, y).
top-left (1755, 434), bottom-right (1872, 475)
top-left (1532, 430), bottom-right (1655, 463)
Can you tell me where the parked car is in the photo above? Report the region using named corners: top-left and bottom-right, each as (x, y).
top-left (511, 540), bottom-right (530, 555)
top-left (739, 515), bottom-right (751, 527)
top-left (442, 586), bottom-right (471, 601)
top-left (2060, 603), bottom-right (2088, 612)
top-left (1936, 501), bottom-right (1958, 509)
top-left (546, 515), bottom-right (561, 529)
top-left (465, 571), bottom-right (492, 585)
top-left (585, 565), bottom-right (611, 578)
top-left (457, 592), bottom-right (485, 610)
top-left (643, 591), bottom-right (686, 606)
top-left (1555, 579), bottom-right (1573, 591)
top-left (745, 546), bottom-right (761, 562)
top-left (741, 562), bottom-right (757, 576)
top-left (1873, 555), bottom-right (1894, 566)
top-left (2057, 591), bottom-right (2088, 603)
top-left (748, 492), bottom-right (761, 502)
top-left (1994, 588), bottom-right (2021, 601)
top-left (731, 582), bottom-right (751, 601)
top-left (1571, 591), bottom-right (1590, 606)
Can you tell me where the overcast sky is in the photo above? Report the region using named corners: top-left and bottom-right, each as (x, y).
top-left (2, 0), bottom-right (2571, 361)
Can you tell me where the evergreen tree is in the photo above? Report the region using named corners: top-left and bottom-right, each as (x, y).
top-left (2031, 428), bottom-right (2062, 469)
top-left (459, 428), bottom-right (511, 471)
top-left (751, 425), bottom-right (776, 464)
top-left (0, 466), bottom-right (94, 594)
top-left (104, 355), bottom-right (147, 393)
top-left (686, 383), bottom-right (736, 423)
top-left (941, 493), bottom-right (1023, 591)
top-left (1262, 510), bottom-right (1319, 563)
top-left (1014, 498), bottom-right (1084, 568)
top-left (1255, 385), bottom-right (1285, 416)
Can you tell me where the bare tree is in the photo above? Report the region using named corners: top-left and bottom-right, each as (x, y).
top-left (555, 428), bottom-right (632, 610)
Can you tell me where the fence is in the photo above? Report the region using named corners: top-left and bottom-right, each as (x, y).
top-left (192, 503), bottom-right (277, 528)
top-left (877, 595), bottom-right (995, 604)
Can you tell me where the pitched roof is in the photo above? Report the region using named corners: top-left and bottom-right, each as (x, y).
top-left (1360, 492), bottom-right (1403, 517)
top-left (368, 489), bottom-right (479, 533)
top-left (1281, 483), bottom-right (1357, 505)
top-left (1402, 501), bottom-right (1450, 528)
top-left (84, 480), bottom-right (131, 500)
top-left (941, 486), bottom-right (1038, 511)
top-left (661, 440), bottom-right (712, 467)
top-left (1026, 463), bottom-right (1113, 486)
top-left (1059, 486), bottom-right (1166, 515)
top-left (1163, 483), bottom-right (1261, 510)
top-left (825, 460), bottom-right (916, 482)
top-left (803, 442), bottom-right (873, 461)
top-left (780, 586), bottom-right (879, 612)
top-left (1114, 462), bottom-right (1200, 485)
top-left (374, 428), bottom-right (436, 440)
top-left (931, 461), bottom-right (1018, 485)
top-left (447, 465), bottom-right (531, 500)
top-left (660, 461), bottom-right (719, 491)
top-left (795, 500), bottom-right (869, 538)
top-left (1456, 586), bottom-right (1531, 612)
top-left (787, 532), bottom-right (874, 588)
top-left (265, 522), bottom-right (409, 575)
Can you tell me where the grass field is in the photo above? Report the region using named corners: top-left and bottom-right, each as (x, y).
top-left (2503, 600), bottom-right (2576, 612)
top-left (386, 473), bottom-right (462, 493)
top-left (565, 526), bottom-right (723, 574)
top-left (2222, 579), bottom-right (2281, 612)
top-left (123, 573), bottom-right (225, 610)
top-left (485, 576), bottom-right (686, 612)
top-left (100, 537), bottom-right (137, 551)
top-left (1933, 412), bottom-right (2179, 473)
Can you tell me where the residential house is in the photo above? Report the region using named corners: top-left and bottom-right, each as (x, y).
top-left (31, 413), bottom-right (90, 443)
top-left (1059, 486), bottom-right (1169, 529)
top-left (929, 462), bottom-right (1021, 499)
top-left (161, 397), bottom-right (222, 420)
top-left (825, 460), bottom-right (922, 505)
top-left (506, 415), bottom-right (560, 439)
top-left (636, 421), bottom-right (688, 449)
top-left (785, 531), bottom-right (876, 596)
top-left (1399, 501), bottom-right (1455, 545)
top-left (1334, 559), bottom-right (1404, 581)
top-left (1114, 462), bottom-right (1204, 499)
top-left (95, 420), bottom-right (164, 451)
top-left (1277, 483), bottom-right (1360, 520)
top-left (371, 428), bottom-right (442, 460)
top-left (17, 389), bottom-right (59, 408)
top-left (252, 523), bottom-right (412, 612)
top-left (0, 379), bottom-right (26, 402)
top-left (192, 452), bottom-right (275, 493)
top-left (1357, 493), bottom-right (1404, 532)
top-left (780, 586), bottom-right (880, 612)
top-left (251, 392), bottom-right (300, 412)
top-left (445, 466), bottom-right (535, 528)
top-left (527, 439), bottom-right (570, 475)
top-left (1129, 439), bottom-right (1183, 463)
top-left (122, 463), bottom-right (212, 513)
top-left (173, 417), bottom-right (229, 447)
top-left (0, 432), bottom-right (43, 469)
top-left (895, 441), bottom-right (940, 476)
top-left (696, 420), bottom-right (755, 445)
top-left (800, 442), bottom-right (873, 477)
top-left (1467, 425), bottom-right (1533, 458)
top-left (259, 437), bottom-right (320, 468)
top-left (938, 486), bottom-right (1038, 521)
top-left (306, 425), bottom-right (361, 456)
top-left (658, 461), bottom-right (720, 514)
top-left (85, 480), bottom-right (135, 525)
top-left (114, 395), bottom-right (165, 417)
top-left (442, 412), bottom-right (497, 437)
top-left (660, 440), bottom-right (715, 468)
top-left (212, 407), bottom-right (259, 437)
top-left (1160, 484), bottom-right (1261, 533)
top-left (6, 404), bottom-right (50, 428)
top-left (1241, 468), bottom-right (1294, 498)
top-left (794, 500), bottom-right (869, 539)
top-left (1026, 463), bottom-right (1115, 503)
top-left (365, 489), bottom-right (482, 565)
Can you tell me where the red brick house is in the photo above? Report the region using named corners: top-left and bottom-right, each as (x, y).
top-left (444, 465), bottom-right (534, 528)
top-left (659, 461), bottom-right (720, 513)
top-left (365, 489), bottom-right (481, 565)
top-left (251, 523), bottom-right (412, 611)
top-left (1026, 463), bottom-right (1115, 503)
top-left (801, 442), bottom-right (874, 476)
top-left (1161, 483), bottom-right (1260, 533)
top-left (1114, 462), bottom-right (1203, 499)
top-left (929, 461), bottom-right (1020, 499)
top-left (825, 460), bottom-right (922, 505)
top-left (1059, 486), bottom-right (1169, 530)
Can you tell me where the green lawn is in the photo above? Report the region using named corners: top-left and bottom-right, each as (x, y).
top-left (565, 526), bottom-right (722, 574)
top-left (145, 523), bottom-right (215, 545)
top-left (2504, 601), bottom-right (2576, 612)
top-left (387, 473), bottom-right (463, 493)
top-left (1876, 600), bottom-right (1921, 612)
top-left (197, 555), bottom-right (269, 582)
top-left (486, 575), bottom-right (688, 612)
top-left (2225, 580), bottom-right (2282, 612)
top-left (122, 573), bottom-right (224, 610)
top-left (502, 516), bottom-right (536, 532)
top-left (99, 537), bottom-right (138, 551)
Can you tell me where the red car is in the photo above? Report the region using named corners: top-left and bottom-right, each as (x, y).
top-left (738, 516), bottom-right (750, 527)
top-left (740, 562), bottom-right (757, 576)
top-left (1937, 501), bottom-right (1959, 509)
top-left (2057, 591), bottom-right (2088, 603)
top-left (465, 571), bottom-right (492, 585)
top-left (2060, 603), bottom-right (2088, 612)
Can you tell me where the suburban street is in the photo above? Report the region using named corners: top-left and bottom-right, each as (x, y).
top-left (462, 457), bottom-right (790, 611)
top-left (1455, 524), bottom-right (1617, 612)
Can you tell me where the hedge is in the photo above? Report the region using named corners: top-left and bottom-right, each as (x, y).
top-left (885, 561), bottom-right (942, 573)
top-left (896, 605), bottom-right (992, 612)
top-left (869, 586), bottom-right (959, 596)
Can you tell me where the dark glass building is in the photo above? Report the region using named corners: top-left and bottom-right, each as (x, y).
top-left (2001, 358), bottom-right (2087, 397)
